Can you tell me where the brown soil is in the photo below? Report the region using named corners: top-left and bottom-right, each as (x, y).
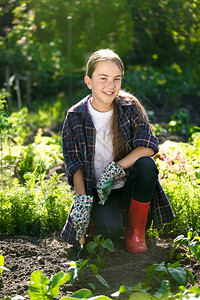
top-left (0, 234), bottom-right (199, 299)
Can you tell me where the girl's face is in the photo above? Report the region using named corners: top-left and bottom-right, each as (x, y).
top-left (84, 60), bottom-right (122, 112)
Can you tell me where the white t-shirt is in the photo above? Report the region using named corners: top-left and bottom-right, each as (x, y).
top-left (87, 99), bottom-right (125, 189)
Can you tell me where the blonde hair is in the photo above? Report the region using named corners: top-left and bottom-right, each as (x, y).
top-left (86, 49), bottom-right (149, 161)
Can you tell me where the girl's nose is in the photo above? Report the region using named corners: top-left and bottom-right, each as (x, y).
top-left (107, 80), bottom-right (115, 88)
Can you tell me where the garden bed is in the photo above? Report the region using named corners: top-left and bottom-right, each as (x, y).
top-left (0, 234), bottom-right (199, 298)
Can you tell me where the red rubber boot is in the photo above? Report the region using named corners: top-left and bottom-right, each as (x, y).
top-left (125, 199), bottom-right (150, 254)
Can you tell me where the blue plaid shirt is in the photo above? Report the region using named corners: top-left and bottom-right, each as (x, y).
top-left (61, 95), bottom-right (175, 244)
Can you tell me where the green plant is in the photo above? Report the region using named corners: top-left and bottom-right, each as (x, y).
top-left (87, 234), bottom-right (114, 269)
top-left (144, 261), bottom-right (194, 290)
top-left (170, 229), bottom-right (200, 262)
top-left (168, 109), bottom-right (200, 139)
top-left (66, 258), bottom-right (109, 290)
top-left (60, 288), bottom-right (112, 300)
top-left (0, 172), bottom-right (73, 236)
top-left (28, 270), bottom-right (70, 300)
top-left (0, 255), bottom-right (10, 288)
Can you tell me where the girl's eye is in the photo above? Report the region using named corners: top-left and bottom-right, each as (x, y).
top-left (100, 77), bottom-right (106, 80)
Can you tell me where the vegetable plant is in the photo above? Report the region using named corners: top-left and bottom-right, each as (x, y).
top-left (144, 261), bottom-right (194, 289)
top-left (170, 229), bottom-right (200, 262)
top-left (66, 258), bottom-right (109, 290)
top-left (87, 234), bottom-right (114, 269)
top-left (28, 270), bottom-right (70, 299)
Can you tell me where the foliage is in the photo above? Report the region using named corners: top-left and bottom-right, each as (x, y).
top-left (170, 229), bottom-right (200, 263)
top-left (66, 258), bottom-right (109, 290)
top-left (123, 65), bottom-right (200, 105)
top-left (1, 0), bottom-right (200, 107)
top-left (28, 270), bottom-right (70, 299)
top-left (0, 0), bottom-right (133, 75)
top-left (87, 234), bottom-right (114, 269)
top-left (145, 261), bottom-right (194, 288)
top-left (168, 109), bottom-right (200, 139)
top-left (0, 172), bottom-right (73, 235)
top-left (154, 133), bottom-right (200, 237)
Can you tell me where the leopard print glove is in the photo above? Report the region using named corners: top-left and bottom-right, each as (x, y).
top-left (96, 161), bottom-right (126, 205)
top-left (70, 194), bottom-right (93, 241)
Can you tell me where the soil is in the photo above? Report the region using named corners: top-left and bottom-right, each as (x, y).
top-left (0, 234), bottom-right (199, 299)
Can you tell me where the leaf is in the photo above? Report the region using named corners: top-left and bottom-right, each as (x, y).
top-left (93, 234), bottom-right (102, 244)
top-left (87, 282), bottom-right (96, 290)
top-left (95, 274), bottom-right (109, 288)
top-left (129, 292), bottom-right (152, 300)
top-left (95, 256), bottom-right (104, 269)
top-left (89, 264), bottom-right (98, 275)
top-left (101, 239), bottom-right (114, 252)
top-left (169, 247), bottom-right (176, 261)
top-left (0, 255), bottom-right (4, 275)
top-left (87, 242), bottom-right (98, 255)
top-left (185, 268), bottom-right (195, 286)
top-left (189, 241), bottom-right (200, 262)
top-left (146, 262), bottom-right (166, 277)
top-left (49, 272), bottom-right (70, 297)
top-left (90, 296), bottom-right (112, 300)
top-left (173, 235), bottom-right (184, 243)
top-left (71, 288), bottom-right (93, 298)
top-left (154, 280), bottom-right (171, 298)
top-left (168, 267), bottom-right (187, 286)
top-left (28, 270), bottom-right (49, 299)
top-left (187, 230), bottom-right (193, 241)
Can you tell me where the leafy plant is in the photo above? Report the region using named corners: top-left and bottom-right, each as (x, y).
top-left (87, 234), bottom-right (114, 269)
top-left (170, 229), bottom-right (200, 262)
top-left (66, 258), bottom-right (109, 290)
top-left (28, 270), bottom-right (70, 300)
top-left (144, 261), bottom-right (194, 289)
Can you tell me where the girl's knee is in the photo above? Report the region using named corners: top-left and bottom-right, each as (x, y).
top-left (133, 156), bottom-right (158, 181)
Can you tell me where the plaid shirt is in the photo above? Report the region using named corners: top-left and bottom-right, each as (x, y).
top-left (61, 95), bottom-right (175, 244)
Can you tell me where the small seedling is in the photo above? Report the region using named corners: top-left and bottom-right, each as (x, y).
top-left (87, 234), bottom-right (114, 269)
top-left (66, 258), bottom-right (109, 290)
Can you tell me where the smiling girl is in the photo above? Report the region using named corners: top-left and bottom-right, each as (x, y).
top-left (61, 49), bottom-right (174, 254)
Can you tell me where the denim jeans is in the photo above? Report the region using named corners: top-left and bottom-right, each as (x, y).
top-left (90, 157), bottom-right (159, 240)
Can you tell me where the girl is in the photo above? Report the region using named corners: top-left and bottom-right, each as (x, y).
top-left (61, 49), bottom-right (174, 254)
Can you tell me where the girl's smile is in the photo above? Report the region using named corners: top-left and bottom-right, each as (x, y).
top-left (84, 60), bottom-right (122, 112)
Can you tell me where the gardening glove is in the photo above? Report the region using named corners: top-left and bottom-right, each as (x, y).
top-left (70, 194), bottom-right (93, 241)
top-left (96, 161), bottom-right (126, 205)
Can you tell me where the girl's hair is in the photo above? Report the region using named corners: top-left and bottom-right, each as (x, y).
top-left (86, 48), bottom-right (124, 77)
top-left (86, 49), bottom-right (150, 161)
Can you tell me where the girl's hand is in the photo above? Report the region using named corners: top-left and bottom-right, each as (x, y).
top-left (70, 194), bottom-right (93, 241)
top-left (96, 161), bottom-right (126, 205)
